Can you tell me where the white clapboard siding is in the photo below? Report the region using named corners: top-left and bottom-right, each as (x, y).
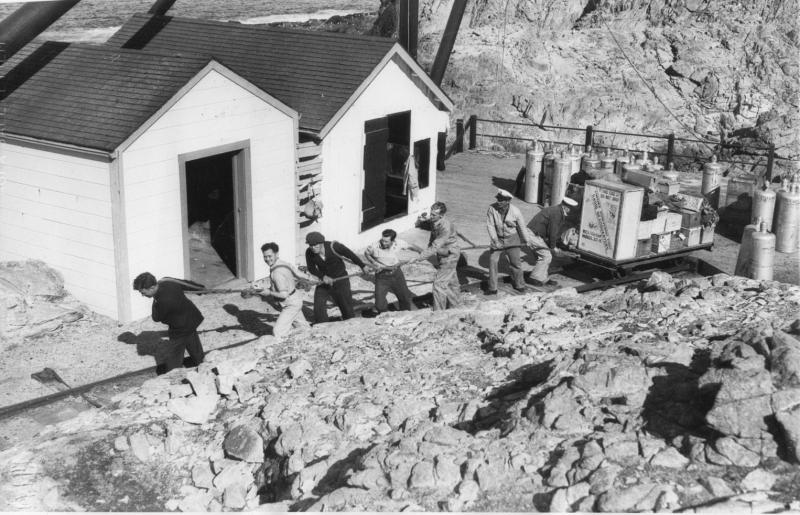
top-left (319, 59), bottom-right (449, 249)
top-left (0, 142), bottom-right (117, 317)
top-left (121, 69), bottom-right (297, 321)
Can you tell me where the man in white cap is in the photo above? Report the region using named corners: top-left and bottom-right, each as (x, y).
top-left (528, 196), bottom-right (579, 287)
top-left (486, 188), bottom-right (531, 294)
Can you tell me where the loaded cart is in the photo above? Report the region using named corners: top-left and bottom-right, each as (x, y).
top-left (573, 179), bottom-right (714, 278)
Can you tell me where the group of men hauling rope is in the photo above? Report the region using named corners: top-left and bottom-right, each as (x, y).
top-left (132, 190), bottom-right (579, 373)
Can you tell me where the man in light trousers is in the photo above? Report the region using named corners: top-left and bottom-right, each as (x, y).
top-left (411, 201), bottom-right (461, 310)
top-left (486, 188), bottom-right (531, 294)
top-left (255, 242), bottom-right (310, 339)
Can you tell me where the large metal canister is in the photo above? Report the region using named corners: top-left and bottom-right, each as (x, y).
top-left (637, 150), bottom-right (651, 168)
top-left (702, 155), bottom-right (723, 209)
top-left (750, 222), bottom-right (776, 281)
top-left (735, 218), bottom-right (760, 277)
top-left (614, 150), bottom-right (629, 177)
top-left (646, 156), bottom-right (664, 173)
top-left (752, 186), bottom-right (777, 232)
top-left (524, 142), bottom-right (544, 204)
top-left (601, 151), bottom-right (616, 171)
top-left (541, 145), bottom-right (555, 206)
top-left (663, 163), bottom-right (679, 183)
top-left (622, 156), bottom-right (641, 182)
top-left (775, 183), bottom-right (800, 253)
top-left (552, 151), bottom-right (572, 206)
top-left (582, 148), bottom-right (601, 173)
top-left (568, 144), bottom-right (581, 177)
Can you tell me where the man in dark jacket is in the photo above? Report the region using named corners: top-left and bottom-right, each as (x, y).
top-left (133, 272), bottom-right (205, 373)
top-left (528, 197), bottom-right (579, 286)
top-left (304, 232), bottom-right (368, 323)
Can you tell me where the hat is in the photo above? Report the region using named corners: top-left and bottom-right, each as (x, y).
top-left (561, 197), bottom-right (579, 207)
top-left (305, 231), bottom-right (325, 245)
top-left (495, 188), bottom-right (513, 200)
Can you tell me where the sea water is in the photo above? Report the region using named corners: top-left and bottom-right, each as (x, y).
top-left (0, 0), bottom-right (378, 43)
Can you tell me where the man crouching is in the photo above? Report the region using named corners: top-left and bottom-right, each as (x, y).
top-left (133, 272), bottom-right (205, 373)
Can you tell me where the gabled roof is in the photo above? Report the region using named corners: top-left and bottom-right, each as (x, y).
top-left (105, 14), bottom-right (446, 134)
top-left (0, 44), bottom-right (215, 152)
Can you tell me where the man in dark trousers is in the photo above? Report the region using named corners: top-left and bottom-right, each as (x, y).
top-left (304, 231), bottom-right (368, 323)
top-left (528, 197), bottom-right (579, 287)
top-left (133, 272), bottom-right (205, 374)
top-left (363, 228), bottom-right (415, 314)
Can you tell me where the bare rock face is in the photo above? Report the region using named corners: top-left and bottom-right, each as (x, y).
top-left (0, 261), bottom-right (86, 341)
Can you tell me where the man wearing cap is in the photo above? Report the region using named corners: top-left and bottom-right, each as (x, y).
top-left (408, 202), bottom-right (461, 310)
top-left (364, 228), bottom-right (415, 314)
top-left (305, 231), bottom-right (368, 323)
top-left (253, 242), bottom-right (311, 339)
top-left (132, 272), bottom-right (205, 374)
top-left (486, 188), bottom-right (531, 294)
top-left (528, 197), bottom-right (579, 287)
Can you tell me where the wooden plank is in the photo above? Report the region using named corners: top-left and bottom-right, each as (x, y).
top-left (297, 141), bottom-right (322, 160)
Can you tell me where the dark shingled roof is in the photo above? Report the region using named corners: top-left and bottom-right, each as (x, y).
top-left (106, 14), bottom-right (397, 133)
top-left (0, 44), bottom-right (213, 152)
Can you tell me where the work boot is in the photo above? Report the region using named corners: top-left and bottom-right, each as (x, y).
top-left (531, 279), bottom-right (559, 287)
top-left (485, 289), bottom-right (498, 296)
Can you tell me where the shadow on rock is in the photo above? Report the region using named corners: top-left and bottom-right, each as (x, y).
top-left (223, 304), bottom-right (274, 336)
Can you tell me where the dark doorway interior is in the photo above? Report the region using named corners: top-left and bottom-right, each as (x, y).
top-left (361, 111), bottom-right (411, 232)
top-left (185, 151), bottom-right (238, 284)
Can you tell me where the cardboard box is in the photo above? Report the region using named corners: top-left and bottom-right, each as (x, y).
top-left (637, 219), bottom-right (653, 239)
top-left (675, 192), bottom-right (704, 212)
top-left (651, 211), bottom-right (667, 233)
top-left (636, 239), bottom-right (652, 257)
top-left (701, 225), bottom-right (715, 244)
top-left (655, 179), bottom-right (680, 195)
top-left (681, 226), bottom-right (701, 247)
top-left (681, 209), bottom-right (702, 228)
top-left (665, 212), bottom-right (683, 232)
top-left (578, 179), bottom-right (645, 260)
top-left (651, 232), bottom-right (672, 253)
top-left (623, 169), bottom-right (659, 189)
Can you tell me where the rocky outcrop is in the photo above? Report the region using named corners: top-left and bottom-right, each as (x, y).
top-left (1, 272), bottom-right (799, 511)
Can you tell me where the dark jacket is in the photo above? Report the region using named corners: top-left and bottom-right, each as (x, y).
top-left (305, 241), bottom-right (365, 280)
top-left (152, 280), bottom-right (204, 337)
top-left (530, 204), bottom-right (567, 249)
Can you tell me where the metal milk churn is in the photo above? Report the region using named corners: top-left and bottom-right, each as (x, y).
top-left (582, 146), bottom-right (601, 173)
top-left (622, 153), bottom-right (641, 182)
top-left (750, 221), bottom-right (776, 281)
top-left (568, 144), bottom-right (582, 177)
top-left (663, 163), bottom-right (679, 183)
top-left (638, 150), bottom-right (651, 169)
top-left (601, 151), bottom-right (616, 172)
top-left (702, 155), bottom-right (723, 209)
top-left (524, 141), bottom-right (545, 204)
top-left (775, 182), bottom-right (800, 253)
top-left (752, 179), bottom-right (777, 232)
top-left (614, 150), bottom-right (629, 177)
top-left (735, 217), bottom-right (760, 277)
top-left (552, 151), bottom-right (572, 207)
top-left (542, 144), bottom-right (556, 206)
top-left (647, 156), bottom-right (664, 173)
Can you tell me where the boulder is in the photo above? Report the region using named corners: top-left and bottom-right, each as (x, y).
top-left (212, 461), bottom-right (252, 490)
top-left (192, 462), bottom-right (214, 490)
top-left (775, 405), bottom-right (800, 463)
top-left (769, 331), bottom-right (800, 387)
top-left (596, 483), bottom-right (664, 512)
top-left (223, 482), bottom-right (248, 509)
top-left (223, 425), bottom-right (264, 463)
top-left (287, 358), bottom-right (311, 379)
top-left (128, 432), bottom-right (150, 463)
top-left (649, 447), bottom-right (689, 468)
top-left (408, 460), bottom-right (436, 490)
top-left (167, 395), bottom-right (218, 425)
top-left (185, 370), bottom-right (217, 398)
top-left (699, 368), bottom-right (774, 438)
top-left (740, 469), bottom-right (777, 491)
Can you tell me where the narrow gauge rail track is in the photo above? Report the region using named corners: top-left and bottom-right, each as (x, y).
top-left (0, 255), bottom-right (720, 423)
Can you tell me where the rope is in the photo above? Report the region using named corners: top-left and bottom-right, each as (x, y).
top-left (599, 14), bottom-right (717, 153)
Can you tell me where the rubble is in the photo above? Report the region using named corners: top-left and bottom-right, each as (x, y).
top-left (1, 271), bottom-right (799, 511)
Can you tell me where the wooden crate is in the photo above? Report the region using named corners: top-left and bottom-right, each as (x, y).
top-left (578, 179), bottom-right (644, 260)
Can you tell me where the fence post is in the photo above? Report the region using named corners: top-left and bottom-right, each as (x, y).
top-left (584, 125), bottom-right (593, 150)
top-left (766, 144), bottom-right (775, 181)
top-left (666, 133), bottom-right (675, 169)
top-left (455, 118), bottom-right (464, 153)
top-left (468, 114), bottom-right (477, 150)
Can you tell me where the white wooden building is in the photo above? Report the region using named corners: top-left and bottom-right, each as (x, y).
top-left (0, 15), bottom-right (452, 322)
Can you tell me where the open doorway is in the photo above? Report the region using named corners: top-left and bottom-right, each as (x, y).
top-left (181, 146), bottom-right (251, 287)
top-left (362, 111), bottom-right (411, 231)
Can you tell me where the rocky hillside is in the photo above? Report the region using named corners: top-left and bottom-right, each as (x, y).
top-left (414, 0), bottom-right (799, 172)
top-left (2, 272), bottom-right (799, 512)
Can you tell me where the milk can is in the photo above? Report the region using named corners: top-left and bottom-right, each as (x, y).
top-left (541, 145), bottom-right (556, 206)
top-left (582, 147), bottom-right (601, 173)
top-left (601, 151), bottom-right (616, 171)
top-left (647, 156), bottom-right (664, 173)
top-left (568, 144), bottom-right (581, 176)
top-left (775, 183), bottom-right (800, 253)
top-left (702, 155), bottom-right (723, 209)
top-left (735, 217), bottom-right (760, 277)
top-left (552, 151), bottom-right (572, 206)
top-left (622, 154), bottom-right (641, 182)
top-left (663, 163), bottom-right (679, 183)
top-left (524, 142), bottom-right (544, 204)
top-left (750, 222), bottom-right (776, 281)
top-left (752, 182), bottom-right (777, 232)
